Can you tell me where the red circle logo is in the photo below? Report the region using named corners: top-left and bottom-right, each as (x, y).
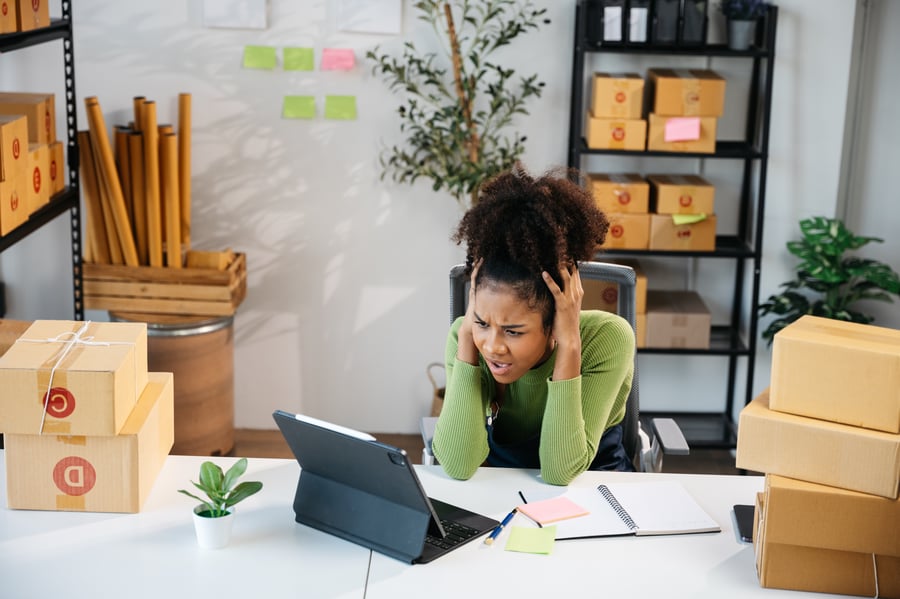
top-left (679, 194), bottom-right (692, 207)
top-left (676, 229), bottom-right (692, 239)
top-left (687, 92), bottom-right (700, 104)
top-left (32, 0), bottom-right (39, 11)
top-left (53, 457), bottom-right (97, 496)
top-left (615, 91), bottom-right (626, 104)
top-left (611, 224), bottom-right (624, 238)
top-left (612, 127), bottom-right (625, 141)
top-left (43, 387), bottom-right (76, 418)
top-left (9, 191), bottom-right (18, 211)
top-left (2, 3), bottom-right (7, 17)
top-left (617, 191), bottom-right (631, 205)
top-left (33, 167), bottom-right (41, 193)
top-left (602, 287), bottom-right (618, 305)
top-left (12, 137), bottom-right (20, 159)
top-left (50, 159), bottom-right (58, 180)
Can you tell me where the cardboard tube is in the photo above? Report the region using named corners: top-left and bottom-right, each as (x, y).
top-left (132, 96), bottom-right (145, 133)
top-left (160, 132), bottom-right (182, 268)
top-left (114, 125), bottom-right (133, 227)
top-left (178, 92), bottom-right (191, 249)
top-left (89, 127), bottom-right (124, 265)
top-left (77, 130), bottom-right (111, 265)
top-left (157, 125), bottom-right (173, 242)
top-left (85, 96), bottom-right (139, 266)
top-left (142, 100), bottom-right (163, 267)
top-left (128, 132), bottom-right (148, 265)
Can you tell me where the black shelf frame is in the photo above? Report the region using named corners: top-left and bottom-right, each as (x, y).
top-left (0, 6), bottom-right (82, 319)
top-left (569, 1), bottom-right (778, 448)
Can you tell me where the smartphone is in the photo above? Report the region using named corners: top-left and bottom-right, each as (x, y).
top-left (733, 504), bottom-right (754, 543)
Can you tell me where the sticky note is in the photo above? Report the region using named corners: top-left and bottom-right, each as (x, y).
top-left (284, 47), bottom-right (314, 71)
top-left (283, 96), bottom-right (316, 119)
top-left (504, 525), bottom-right (557, 554)
top-left (321, 48), bottom-right (355, 71)
top-left (243, 45), bottom-right (277, 70)
top-left (517, 496), bottom-right (589, 525)
top-left (325, 95), bottom-right (357, 120)
top-left (672, 213), bottom-right (707, 226)
top-left (664, 117), bottom-right (701, 142)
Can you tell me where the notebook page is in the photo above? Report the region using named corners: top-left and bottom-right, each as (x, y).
top-left (604, 481), bottom-right (720, 536)
top-left (550, 487), bottom-right (635, 539)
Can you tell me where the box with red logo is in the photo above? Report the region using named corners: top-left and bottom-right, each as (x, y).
top-left (0, 92), bottom-right (56, 145)
top-left (0, 320), bottom-right (148, 436)
top-left (648, 174), bottom-right (715, 215)
top-left (26, 142), bottom-right (49, 213)
top-left (48, 140), bottom-right (64, 195)
top-left (588, 173), bottom-right (649, 214)
top-left (0, 170), bottom-right (28, 236)
top-left (0, 0), bottom-right (18, 34)
top-left (585, 113), bottom-right (646, 150)
top-left (4, 372), bottom-right (174, 513)
top-left (649, 213), bottom-right (716, 251)
top-left (599, 213), bottom-right (649, 250)
top-left (590, 73), bottom-right (644, 119)
top-left (15, 0), bottom-right (50, 32)
top-left (645, 290), bottom-right (710, 349)
top-left (647, 114), bottom-right (717, 154)
top-left (0, 114), bottom-right (29, 181)
top-left (582, 259), bottom-right (647, 315)
top-left (646, 68), bottom-right (726, 117)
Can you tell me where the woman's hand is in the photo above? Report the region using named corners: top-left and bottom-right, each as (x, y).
top-left (542, 262), bottom-right (583, 381)
top-left (456, 259), bottom-right (482, 365)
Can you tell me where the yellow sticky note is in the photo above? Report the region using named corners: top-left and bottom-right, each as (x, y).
top-left (504, 525), bottom-right (556, 554)
top-left (325, 95), bottom-right (357, 120)
top-left (672, 213), bottom-right (707, 226)
top-left (243, 45), bottom-right (277, 70)
top-left (284, 47), bottom-right (314, 71)
top-left (283, 96), bottom-right (316, 119)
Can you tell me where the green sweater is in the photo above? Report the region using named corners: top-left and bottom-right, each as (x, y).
top-left (432, 310), bottom-right (634, 486)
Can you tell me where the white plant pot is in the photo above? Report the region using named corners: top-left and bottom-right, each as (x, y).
top-left (192, 505), bottom-right (235, 549)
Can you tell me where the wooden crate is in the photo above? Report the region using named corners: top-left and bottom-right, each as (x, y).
top-left (83, 253), bottom-right (247, 317)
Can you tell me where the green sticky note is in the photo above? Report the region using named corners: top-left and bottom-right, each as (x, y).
top-left (243, 45), bottom-right (277, 70)
top-left (324, 95), bottom-right (357, 120)
top-left (284, 47), bottom-right (314, 71)
top-left (283, 96), bottom-right (316, 119)
top-left (672, 213), bottom-right (708, 226)
top-left (504, 525), bottom-right (556, 554)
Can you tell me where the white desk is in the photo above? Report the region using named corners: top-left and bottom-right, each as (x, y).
top-left (1, 452), bottom-right (846, 598)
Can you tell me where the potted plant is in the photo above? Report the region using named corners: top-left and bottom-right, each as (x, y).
top-left (758, 216), bottom-right (900, 345)
top-left (179, 457), bottom-right (263, 549)
top-left (366, 0), bottom-right (547, 209)
top-left (718, 0), bottom-right (769, 50)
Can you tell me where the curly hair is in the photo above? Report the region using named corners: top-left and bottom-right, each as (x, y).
top-left (452, 164), bottom-right (609, 329)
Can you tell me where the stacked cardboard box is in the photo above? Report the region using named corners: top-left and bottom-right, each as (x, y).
top-left (0, 113), bottom-right (30, 235)
top-left (645, 68), bottom-right (724, 154)
top-left (582, 259), bottom-right (647, 348)
top-left (590, 173), bottom-right (650, 250)
top-left (585, 73), bottom-right (646, 151)
top-left (644, 290), bottom-right (710, 349)
top-left (0, 320), bottom-right (174, 513)
top-left (0, 0), bottom-right (50, 33)
top-left (736, 315), bottom-right (900, 596)
top-left (647, 174), bottom-right (716, 251)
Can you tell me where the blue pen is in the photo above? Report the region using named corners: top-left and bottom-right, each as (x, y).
top-left (484, 507), bottom-right (517, 545)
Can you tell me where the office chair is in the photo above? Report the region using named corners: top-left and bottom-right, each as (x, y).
top-left (421, 261), bottom-right (689, 473)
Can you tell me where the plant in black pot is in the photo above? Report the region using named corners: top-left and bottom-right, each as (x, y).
top-left (758, 216), bottom-right (900, 345)
top-left (719, 0), bottom-right (769, 50)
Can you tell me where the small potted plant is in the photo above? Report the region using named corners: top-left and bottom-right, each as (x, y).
top-left (758, 216), bottom-right (900, 345)
top-left (719, 0), bottom-right (769, 50)
top-left (179, 457), bottom-right (263, 549)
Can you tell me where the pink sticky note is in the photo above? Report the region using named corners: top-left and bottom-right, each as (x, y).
top-left (321, 48), bottom-right (355, 71)
top-left (664, 117), bottom-right (701, 142)
top-left (517, 496), bottom-right (589, 525)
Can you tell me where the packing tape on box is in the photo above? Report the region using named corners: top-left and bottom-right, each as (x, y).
top-left (17, 321), bottom-right (135, 434)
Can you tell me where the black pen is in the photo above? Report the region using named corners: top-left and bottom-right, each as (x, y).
top-left (484, 507), bottom-right (517, 545)
top-left (517, 491), bottom-right (542, 528)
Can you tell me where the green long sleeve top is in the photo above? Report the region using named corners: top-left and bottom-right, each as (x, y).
top-left (432, 310), bottom-right (634, 486)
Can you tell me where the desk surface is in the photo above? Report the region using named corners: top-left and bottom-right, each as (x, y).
top-left (1, 451), bottom-right (845, 598)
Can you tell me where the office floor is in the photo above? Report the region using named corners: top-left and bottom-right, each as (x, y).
top-left (231, 429), bottom-right (745, 475)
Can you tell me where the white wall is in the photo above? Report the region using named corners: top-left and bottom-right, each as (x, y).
top-left (0, 1), bottom-right (866, 434)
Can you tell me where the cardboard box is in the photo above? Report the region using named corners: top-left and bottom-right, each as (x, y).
top-left (590, 72), bottom-right (644, 119)
top-left (588, 173), bottom-right (649, 214)
top-left (600, 213), bottom-right (649, 250)
top-left (48, 140), bottom-right (64, 196)
top-left (770, 315), bottom-right (900, 433)
top-left (754, 482), bottom-right (900, 596)
top-left (647, 113), bottom-right (717, 154)
top-left (4, 372), bottom-right (174, 513)
top-left (26, 143), bottom-right (49, 213)
top-left (649, 213), bottom-right (716, 251)
top-left (736, 390), bottom-right (900, 498)
top-left (647, 68), bottom-right (726, 117)
top-left (0, 320), bottom-right (149, 436)
top-left (0, 171), bottom-right (27, 236)
top-left (585, 114), bottom-right (646, 150)
top-left (648, 174), bottom-right (715, 214)
top-left (0, 114), bottom-right (29, 181)
top-left (0, 0), bottom-right (18, 34)
top-left (635, 312), bottom-right (646, 349)
top-left (645, 290), bottom-right (710, 349)
top-left (582, 259), bottom-right (647, 314)
top-left (0, 92), bottom-right (56, 145)
top-left (15, 0), bottom-right (50, 32)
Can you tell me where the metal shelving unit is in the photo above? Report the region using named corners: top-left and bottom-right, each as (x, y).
top-left (567, 2), bottom-right (778, 448)
top-left (0, 5), bottom-right (82, 319)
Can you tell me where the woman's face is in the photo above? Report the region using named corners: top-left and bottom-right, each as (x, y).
top-left (471, 282), bottom-right (553, 384)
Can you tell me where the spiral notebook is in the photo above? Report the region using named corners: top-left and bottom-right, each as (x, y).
top-left (549, 481), bottom-right (720, 540)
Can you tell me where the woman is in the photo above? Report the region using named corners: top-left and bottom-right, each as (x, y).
top-left (431, 165), bottom-right (635, 485)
